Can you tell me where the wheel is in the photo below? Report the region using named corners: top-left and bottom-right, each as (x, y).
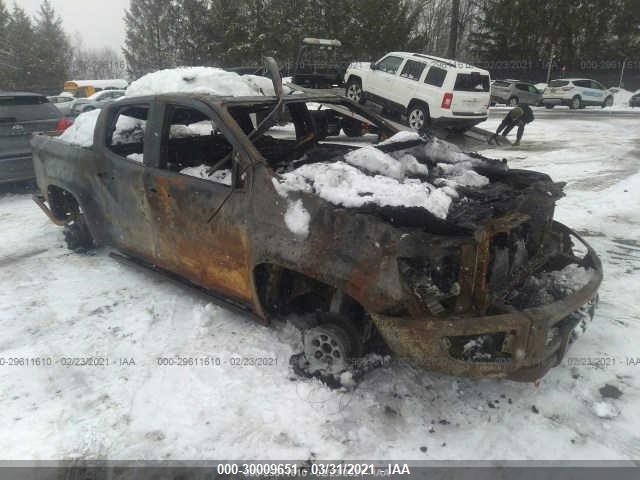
top-left (490, 101), bottom-right (496, 106)
top-left (508, 96), bottom-right (519, 107)
top-left (342, 117), bottom-right (364, 137)
top-left (345, 79), bottom-right (363, 103)
top-left (63, 214), bottom-right (94, 252)
top-left (407, 103), bottom-right (429, 132)
top-left (602, 96), bottom-right (613, 108)
top-left (302, 313), bottom-right (364, 377)
top-left (570, 96), bottom-right (581, 110)
top-left (544, 104), bottom-right (554, 109)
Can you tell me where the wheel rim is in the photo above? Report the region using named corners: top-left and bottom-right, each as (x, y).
top-left (347, 84), bottom-right (361, 102)
top-left (408, 108), bottom-right (425, 130)
top-left (605, 97), bottom-right (613, 106)
top-left (509, 97), bottom-right (518, 106)
top-left (572, 97), bottom-right (580, 109)
top-left (303, 324), bottom-right (351, 376)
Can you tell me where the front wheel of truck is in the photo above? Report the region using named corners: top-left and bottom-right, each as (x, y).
top-left (63, 214), bottom-right (94, 253)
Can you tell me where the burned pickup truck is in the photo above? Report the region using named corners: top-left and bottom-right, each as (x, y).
top-left (30, 69), bottom-right (602, 384)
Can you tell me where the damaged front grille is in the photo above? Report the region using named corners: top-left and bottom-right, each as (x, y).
top-left (398, 255), bottom-right (461, 315)
top-left (445, 332), bottom-right (513, 362)
top-left (487, 223), bottom-right (535, 292)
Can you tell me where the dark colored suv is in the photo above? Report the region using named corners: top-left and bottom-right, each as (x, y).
top-left (1, 92), bottom-right (61, 184)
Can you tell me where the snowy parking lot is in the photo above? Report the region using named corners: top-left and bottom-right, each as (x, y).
top-left (0, 115), bottom-right (639, 460)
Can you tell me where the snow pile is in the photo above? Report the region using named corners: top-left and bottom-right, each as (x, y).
top-left (273, 162), bottom-right (453, 219)
top-left (592, 401), bottom-right (620, 419)
top-left (284, 199), bottom-right (311, 238)
top-left (179, 166), bottom-right (232, 186)
top-left (126, 67), bottom-right (291, 98)
top-left (273, 132), bottom-right (493, 220)
top-left (608, 88), bottom-right (636, 106)
top-left (58, 109), bottom-right (101, 147)
top-left (127, 153), bottom-right (143, 163)
top-left (344, 145), bottom-right (428, 180)
top-left (170, 121), bottom-right (213, 138)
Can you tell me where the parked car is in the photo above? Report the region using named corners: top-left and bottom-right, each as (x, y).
top-left (70, 89), bottom-right (126, 115)
top-left (629, 91), bottom-right (640, 107)
top-left (47, 95), bottom-right (75, 116)
top-left (490, 79), bottom-right (543, 106)
top-left (542, 78), bottom-right (613, 109)
top-left (344, 52), bottom-right (491, 131)
top-left (30, 74), bottom-right (601, 383)
top-left (0, 92), bottom-right (61, 184)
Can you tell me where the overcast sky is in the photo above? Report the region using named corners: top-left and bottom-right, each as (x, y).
top-left (19, 0), bottom-right (130, 53)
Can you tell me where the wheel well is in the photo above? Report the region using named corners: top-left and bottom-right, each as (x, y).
top-left (407, 99), bottom-right (430, 115)
top-left (47, 185), bottom-right (80, 222)
top-left (346, 75), bottom-right (362, 86)
top-left (253, 263), bottom-right (366, 323)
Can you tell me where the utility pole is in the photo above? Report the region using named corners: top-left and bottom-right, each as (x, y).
top-left (447, 0), bottom-right (461, 59)
top-left (546, 44), bottom-right (555, 83)
top-left (619, 59), bottom-right (626, 88)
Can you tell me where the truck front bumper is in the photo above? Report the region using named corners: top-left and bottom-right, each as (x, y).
top-left (371, 224), bottom-right (602, 382)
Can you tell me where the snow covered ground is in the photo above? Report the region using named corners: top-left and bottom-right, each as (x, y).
top-left (0, 116), bottom-right (639, 460)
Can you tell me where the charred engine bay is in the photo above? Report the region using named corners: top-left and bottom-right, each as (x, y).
top-left (275, 137), bottom-right (566, 235)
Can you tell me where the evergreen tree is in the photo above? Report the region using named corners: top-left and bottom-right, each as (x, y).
top-left (0, 0), bottom-right (10, 86)
top-left (33, 0), bottom-right (71, 90)
top-left (3, 5), bottom-right (37, 90)
top-left (123, 0), bottom-right (181, 78)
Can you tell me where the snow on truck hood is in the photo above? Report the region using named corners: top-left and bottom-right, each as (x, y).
top-left (273, 132), bottom-right (492, 221)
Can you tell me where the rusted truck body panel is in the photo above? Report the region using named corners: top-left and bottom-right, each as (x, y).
top-left (31, 92), bottom-right (602, 381)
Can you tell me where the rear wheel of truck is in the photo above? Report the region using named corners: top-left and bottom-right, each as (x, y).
top-left (63, 214), bottom-right (94, 253)
top-left (345, 79), bottom-right (363, 103)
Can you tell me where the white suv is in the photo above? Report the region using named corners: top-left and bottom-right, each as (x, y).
top-left (344, 52), bottom-right (491, 131)
top-left (542, 78), bottom-right (613, 109)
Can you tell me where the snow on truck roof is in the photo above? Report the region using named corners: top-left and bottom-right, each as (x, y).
top-left (124, 67), bottom-right (285, 98)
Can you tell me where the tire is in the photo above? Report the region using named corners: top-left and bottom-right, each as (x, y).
top-left (602, 96), bottom-right (613, 108)
top-left (508, 96), bottom-right (519, 107)
top-left (544, 104), bottom-right (554, 109)
top-left (302, 312), bottom-right (364, 377)
top-left (342, 117), bottom-right (364, 137)
top-left (63, 214), bottom-right (94, 253)
top-left (407, 103), bottom-right (430, 132)
top-left (570, 96), bottom-right (581, 110)
top-left (345, 78), bottom-right (363, 104)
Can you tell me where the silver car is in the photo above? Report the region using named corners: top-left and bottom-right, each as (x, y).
top-left (1, 92), bottom-right (61, 183)
top-left (47, 95), bottom-right (75, 116)
top-left (490, 80), bottom-right (542, 106)
top-left (70, 89), bottom-right (126, 115)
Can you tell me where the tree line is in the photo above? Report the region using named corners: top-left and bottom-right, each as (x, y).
top-left (0, 0), bottom-right (126, 93)
top-left (1, 0), bottom-right (637, 91)
top-left (123, 0), bottom-right (638, 81)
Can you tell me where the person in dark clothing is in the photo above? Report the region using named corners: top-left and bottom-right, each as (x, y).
top-left (490, 104), bottom-right (534, 146)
